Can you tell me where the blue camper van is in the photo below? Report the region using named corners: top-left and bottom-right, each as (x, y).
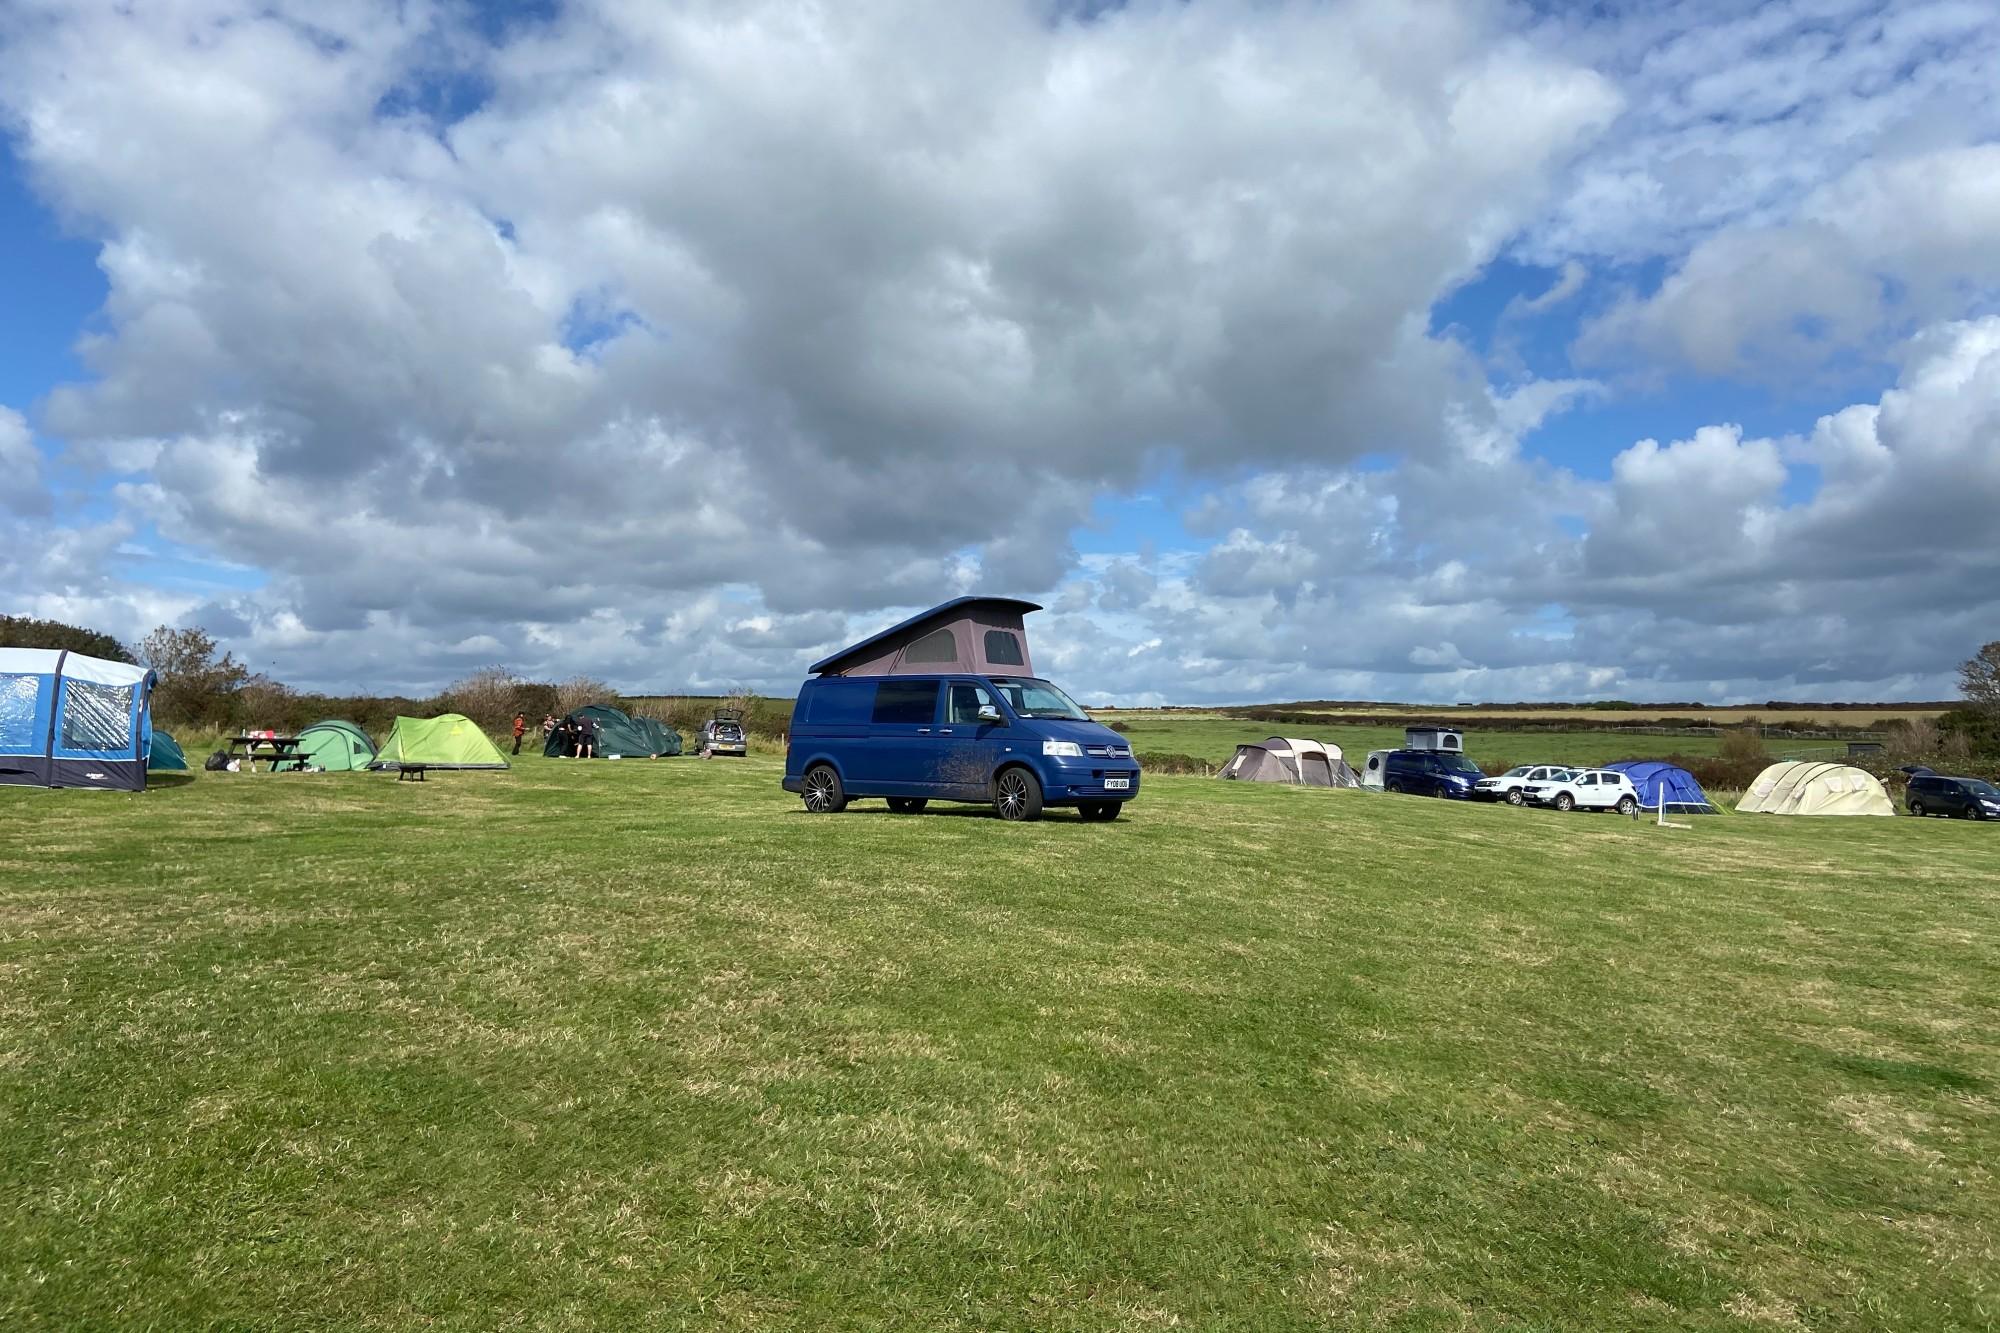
top-left (782, 598), bottom-right (1139, 822)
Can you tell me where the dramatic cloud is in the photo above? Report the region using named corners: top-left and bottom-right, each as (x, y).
top-left (0, 0), bottom-right (1994, 701)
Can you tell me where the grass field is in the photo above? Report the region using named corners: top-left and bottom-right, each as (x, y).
top-left (1228, 706), bottom-right (1948, 727)
top-left (4, 755), bottom-right (1997, 1330)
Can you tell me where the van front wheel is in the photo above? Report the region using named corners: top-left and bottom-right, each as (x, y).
top-left (802, 764), bottom-right (847, 814)
top-left (994, 769), bottom-right (1044, 822)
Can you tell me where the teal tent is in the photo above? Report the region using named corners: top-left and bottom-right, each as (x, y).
top-left (545, 705), bottom-right (683, 759)
top-left (148, 729), bottom-right (188, 771)
top-left (276, 720), bottom-right (377, 772)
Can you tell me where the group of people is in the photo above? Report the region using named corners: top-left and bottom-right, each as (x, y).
top-left (513, 712), bottom-right (597, 758)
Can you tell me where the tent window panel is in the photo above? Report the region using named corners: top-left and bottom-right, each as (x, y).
top-left (872, 680), bottom-right (939, 726)
top-left (60, 680), bottom-right (134, 752)
top-left (903, 628), bottom-right (959, 665)
top-left (0, 674), bottom-right (44, 752)
top-left (983, 630), bottom-right (1025, 666)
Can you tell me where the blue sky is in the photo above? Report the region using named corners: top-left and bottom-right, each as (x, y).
top-left (3, 0), bottom-right (1997, 703)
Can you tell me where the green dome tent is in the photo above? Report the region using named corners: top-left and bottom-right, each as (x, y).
top-left (147, 729), bottom-right (188, 771)
top-left (369, 714), bottom-right (510, 771)
top-left (544, 705), bottom-right (683, 759)
top-left (275, 720), bottom-right (378, 772)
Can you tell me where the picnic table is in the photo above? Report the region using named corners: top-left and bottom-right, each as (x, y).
top-left (227, 735), bottom-right (309, 772)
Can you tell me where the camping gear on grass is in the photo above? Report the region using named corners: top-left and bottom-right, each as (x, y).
top-left (275, 720), bottom-right (377, 772)
top-left (0, 648), bottom-right (159, 791)
top-left (1602, 761), bottom-right (1718, 815)
top-left (543, 705), bottom-right (682, 759)
top-left (369, 714), bottom-right (509, 772)
top-left (1736, 761), bottom-right (1893, 816)
top-left (148, 729), bottom-right (188, 771)
top-left (1220, 737), bottom-right (1360, 787)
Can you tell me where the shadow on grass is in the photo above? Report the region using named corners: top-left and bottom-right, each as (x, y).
top-left (146, 773), bottom-right (200, 788)
top-left (1823, 1053), bottom-right (1986, 1093)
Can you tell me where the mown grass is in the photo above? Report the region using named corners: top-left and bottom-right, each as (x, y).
top-left (3, 756), bottom-right (1997, 1330)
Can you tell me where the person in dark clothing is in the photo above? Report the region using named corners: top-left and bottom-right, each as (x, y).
top-left (577, 715), bottom-right (597, 759)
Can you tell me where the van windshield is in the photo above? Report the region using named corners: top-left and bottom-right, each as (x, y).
top-left (990, 678), bottom-right (1090, 721)
top-left (1435, 753), bottom-right (1483, 775)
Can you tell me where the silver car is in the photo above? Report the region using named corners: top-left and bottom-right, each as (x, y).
top-left (700, 709), bottom-right (748, 757)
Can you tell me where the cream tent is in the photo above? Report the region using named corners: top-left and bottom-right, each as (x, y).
top-left (1737, 761), bottom-right (1894, 816)
top-left (1219, 736), bottom-right (1360, 788)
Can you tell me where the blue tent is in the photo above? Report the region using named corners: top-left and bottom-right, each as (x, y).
top-left (1605, 760), bottom-right (1717, 815)
top-left (148, 729), bottom-right (189, 771)
top-left (0, 648), bottom-right (159, 791)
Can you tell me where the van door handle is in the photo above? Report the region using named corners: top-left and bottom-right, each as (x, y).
top-left (937, 728), bottom-right (953, 735)
top-left (917, 728), bottom-right (932, 734)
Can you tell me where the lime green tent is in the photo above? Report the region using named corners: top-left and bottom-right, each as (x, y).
top-left (369, 714), bottom-right (509, 771)
top-left (276, 720), bottom-right (377, 772)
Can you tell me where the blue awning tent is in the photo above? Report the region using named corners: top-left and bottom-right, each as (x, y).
top-left (0, 648), bottom-right (159, 791)
top-left (1604, 760), bottom-right (1718, 815)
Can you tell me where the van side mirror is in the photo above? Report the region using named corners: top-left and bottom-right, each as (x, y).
top-left (976, 704), bottom-right (1003, 724)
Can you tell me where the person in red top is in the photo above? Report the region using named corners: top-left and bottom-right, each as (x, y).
top-left (511, 713), bottom-right (526, 755)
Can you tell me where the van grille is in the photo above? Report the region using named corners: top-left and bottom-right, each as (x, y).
top-left (1085, 745), bottom-right (1133, 758)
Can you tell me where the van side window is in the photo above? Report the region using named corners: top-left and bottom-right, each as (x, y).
top-left (804, 680), bottom-right (872, 725)
top-left (983, 630), bottom-right (1025, 666)
top-left (903, 628), bottom-right (959, 665)
top-left (947, 683), bottom-right (995, 724)
top-left (872, 680), bottom-right (939, 725)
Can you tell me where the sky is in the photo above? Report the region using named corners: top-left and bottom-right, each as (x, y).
top-left (2, 0), bottom-right (1997, 705)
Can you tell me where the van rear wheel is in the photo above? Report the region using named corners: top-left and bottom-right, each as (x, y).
top-left (886, 797), bottom-right (928, 814)
top-left (994, 768), bottom-right (1043, 822)
top-left (802, 764), bottom-right (847, 814)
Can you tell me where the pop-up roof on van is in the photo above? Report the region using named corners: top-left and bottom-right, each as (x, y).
top-left (809, 597), bottom-right (1041, 677)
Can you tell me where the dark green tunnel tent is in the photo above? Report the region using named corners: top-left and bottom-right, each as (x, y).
top-left (276, 720), bottom-right (378, 772)
top-left (545, 705), bottom-right (683, 759)
top-left (147, 729), bottom-right (188, 771)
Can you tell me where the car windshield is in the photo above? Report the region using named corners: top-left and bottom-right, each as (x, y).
top-left (990, 678), bottom-right (1090, 721)
top-left (1503, 766), bottom-right (1533, 778)
top-left (1965, 780), bottom-right (2000, 799)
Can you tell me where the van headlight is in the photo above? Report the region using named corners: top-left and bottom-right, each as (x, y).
top-left (1042, 741), bottom-right (1083, 758)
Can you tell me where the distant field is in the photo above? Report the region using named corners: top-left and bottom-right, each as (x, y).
top-left (1092, 711), bottom-right (1846, 770)
top-left (4, 756), bottom-right (1996, 1329)
top-left (1214, 704), bottom-right (1948, 727)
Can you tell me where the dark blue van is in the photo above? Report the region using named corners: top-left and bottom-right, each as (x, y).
top-left (1380, 748), bottom-right (1482, 798)
top-left (784, 674), bottom-right (1139, 821)
top-left (781, 597), bottom-right (1139, 822)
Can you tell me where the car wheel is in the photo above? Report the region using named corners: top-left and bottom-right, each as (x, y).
top-left (886, 797), bottom-right (928, 814)
top-left (1554, 792), bottom-right (1575, 812)
top-left (994, 768), bottom-right (1044, 822)
top-left (1080, 801), bottom-right (1120, 822)
top-left (1506, 789), bottom-right (1526, 806)
top-left (1908, 800), bottom-right (1926, 818)
top-left (1617, 796), bottom-right (1637, 816)
top-left (801, 764), bottom-right (847, 814)
top-left (1962, 804), bottom-right (1982, 820)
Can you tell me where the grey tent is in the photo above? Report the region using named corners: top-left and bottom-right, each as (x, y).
top-left (809, 596), bottom-right (1040, 677)
top-left (1220, 736), bottom-right (1360, 787)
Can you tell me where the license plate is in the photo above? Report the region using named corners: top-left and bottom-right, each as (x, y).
top-left (1104, 778), bottom-right (1130, 790)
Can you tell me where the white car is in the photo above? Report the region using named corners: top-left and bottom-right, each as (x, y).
top-left (1473, 764), bottom-right (1578, 806)
top-left (1522, 768), bottom-right (1641, 814)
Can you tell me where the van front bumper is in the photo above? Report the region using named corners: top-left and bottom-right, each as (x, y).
top-left (1042, 761), bottom-right (1140, 802)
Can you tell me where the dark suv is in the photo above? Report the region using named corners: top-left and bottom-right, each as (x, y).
top-left (1906, 774), bottom-right (2000, 820)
